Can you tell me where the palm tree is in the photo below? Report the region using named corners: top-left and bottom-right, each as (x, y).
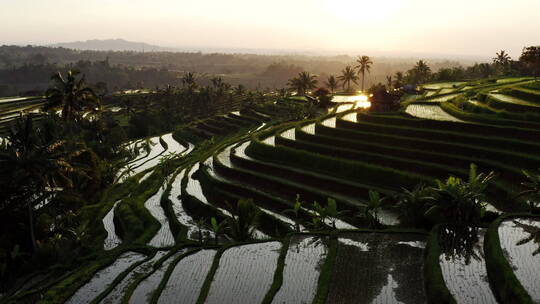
top-left (325, 75), bottom-right (339, 93)
top-left (493, 50), bottom-right (511, 66)
top-left (181, 72), bottom-right (198, 93)
top-left (44, 70), bottom-right (100, 122)
top-left (287, 77), bottom-right (304, 95)
top-left (298, 72), bottom-right (318, 94)
top-left (355, 55), bottom-right (373, 91)
top-left (412, 60), bottom-right (432, 84)
top-left (338, 66), bottom-right (359, 92)
top-left (393, 71), bottom-right (404, 88)
top-left (386, 75), bottom-right (393, 90)
top-left (0, 116), bottom-right (81, 252)
top-left (234, 84), bottom-right (246, 96)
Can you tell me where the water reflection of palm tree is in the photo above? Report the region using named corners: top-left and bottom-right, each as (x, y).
top-left (438, 225), bottom-right (482, 265)
top-left (513, 220), bottom-right (540, 256)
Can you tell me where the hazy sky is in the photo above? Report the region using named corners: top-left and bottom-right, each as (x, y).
top-left (1, 0), bottom-right (539, 57)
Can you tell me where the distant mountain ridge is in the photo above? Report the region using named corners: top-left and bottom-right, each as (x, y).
top-left (49, 39), bottom-right (179, 52)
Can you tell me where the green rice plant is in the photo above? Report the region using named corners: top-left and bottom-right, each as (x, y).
top-left (226, 198), bottom-right (260, 242)
top-left (208, 217), bottom-right (226, 245)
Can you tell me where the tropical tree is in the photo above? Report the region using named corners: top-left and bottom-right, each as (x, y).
top-left (181, 72), bottom-right (198, 93)
top-left (493, 50), bottom-right (510, 65)
top-left (393, 71), bottom-right (405, 88)
top-left (0, 116), bottom-right (82, 252)
top-left (325, 75), bottom-right (339, 93)
top-left (234, 84), bottom-right (246, 96)
top-left (209, 217), bottom-right (227, 245)
top-left (409, 60), bottom-right (431, 84)
top-left (299, 72), bottom-right (318, 94)
top-left (287, 77), bottom-right (304, 95)
top-left (386, 75), bottom-right (393, 90)
top-left (520, 46), bottom-right (540, 79)
top-left (338, 66), bottom-right (359, 92)
top-left (493, 50), bottom-right (511, 75)
top-left (44, 70), bottom-right (100, 122)
top-left (355, 55), bottom-right (373, 91)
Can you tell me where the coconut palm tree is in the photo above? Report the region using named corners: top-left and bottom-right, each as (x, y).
top-left (325, 75), bottom-right (339, 93)
top-left (338, 66), bottom-right (359, 92)
top-left (44, 70), bottom-right (100, 122)
top-left (355, 55), bottom-right (373, 91)
top-left (493, 50), bottom-right (511, 66)
top-left (412, 60), bottom-right (432, 84)
top-left (181, 72), bottom-right (198, 93)
top-left (386, 75), bottom-right (393, 90)
top-left (393, 71), bottom-right (405, 88)
top-left (298, 72), bottom-right (318, 94)
top-left (234, 84), bottom-right (246, 96)
top-left (287, 77), bottom-right (304, 95)
top-left (0, 116), bottom-right (82, 252)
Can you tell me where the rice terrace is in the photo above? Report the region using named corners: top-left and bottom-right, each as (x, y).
top-left (1, 1), bottom-right (540, 303)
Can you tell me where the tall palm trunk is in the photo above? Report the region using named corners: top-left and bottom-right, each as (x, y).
top-left (361, 72), bottom-right (365, 91)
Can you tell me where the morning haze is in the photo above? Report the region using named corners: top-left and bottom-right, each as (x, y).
top-left (2, 0), bottom-right (539, 57)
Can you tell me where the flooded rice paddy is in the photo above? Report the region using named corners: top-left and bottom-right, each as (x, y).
top-left (100, 251), bottom-right (168, 304)
top-left (103, 200), bottom-right (122, 250)
top-left (439, 228), bottom-right (496, 303)
top-left (204, 242), bottom-right (281, 304)
top-left (66, 252), bottom-right (146, 304)
top-left (272, 235), bottom-right (328, 304)
top-left (405, 104), bottom-right (465, 122)
top-left (498, 218), bottom-right (540, 302)
top-left (157, 249), bottom-right (217, 304)
top-left (326, 233), bottom-right (426, 304)
top-left (145, 186), bottom-right (175, 247)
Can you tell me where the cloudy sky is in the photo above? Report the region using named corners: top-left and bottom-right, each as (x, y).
top-left (1, 0), bottom-right (539, 57)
